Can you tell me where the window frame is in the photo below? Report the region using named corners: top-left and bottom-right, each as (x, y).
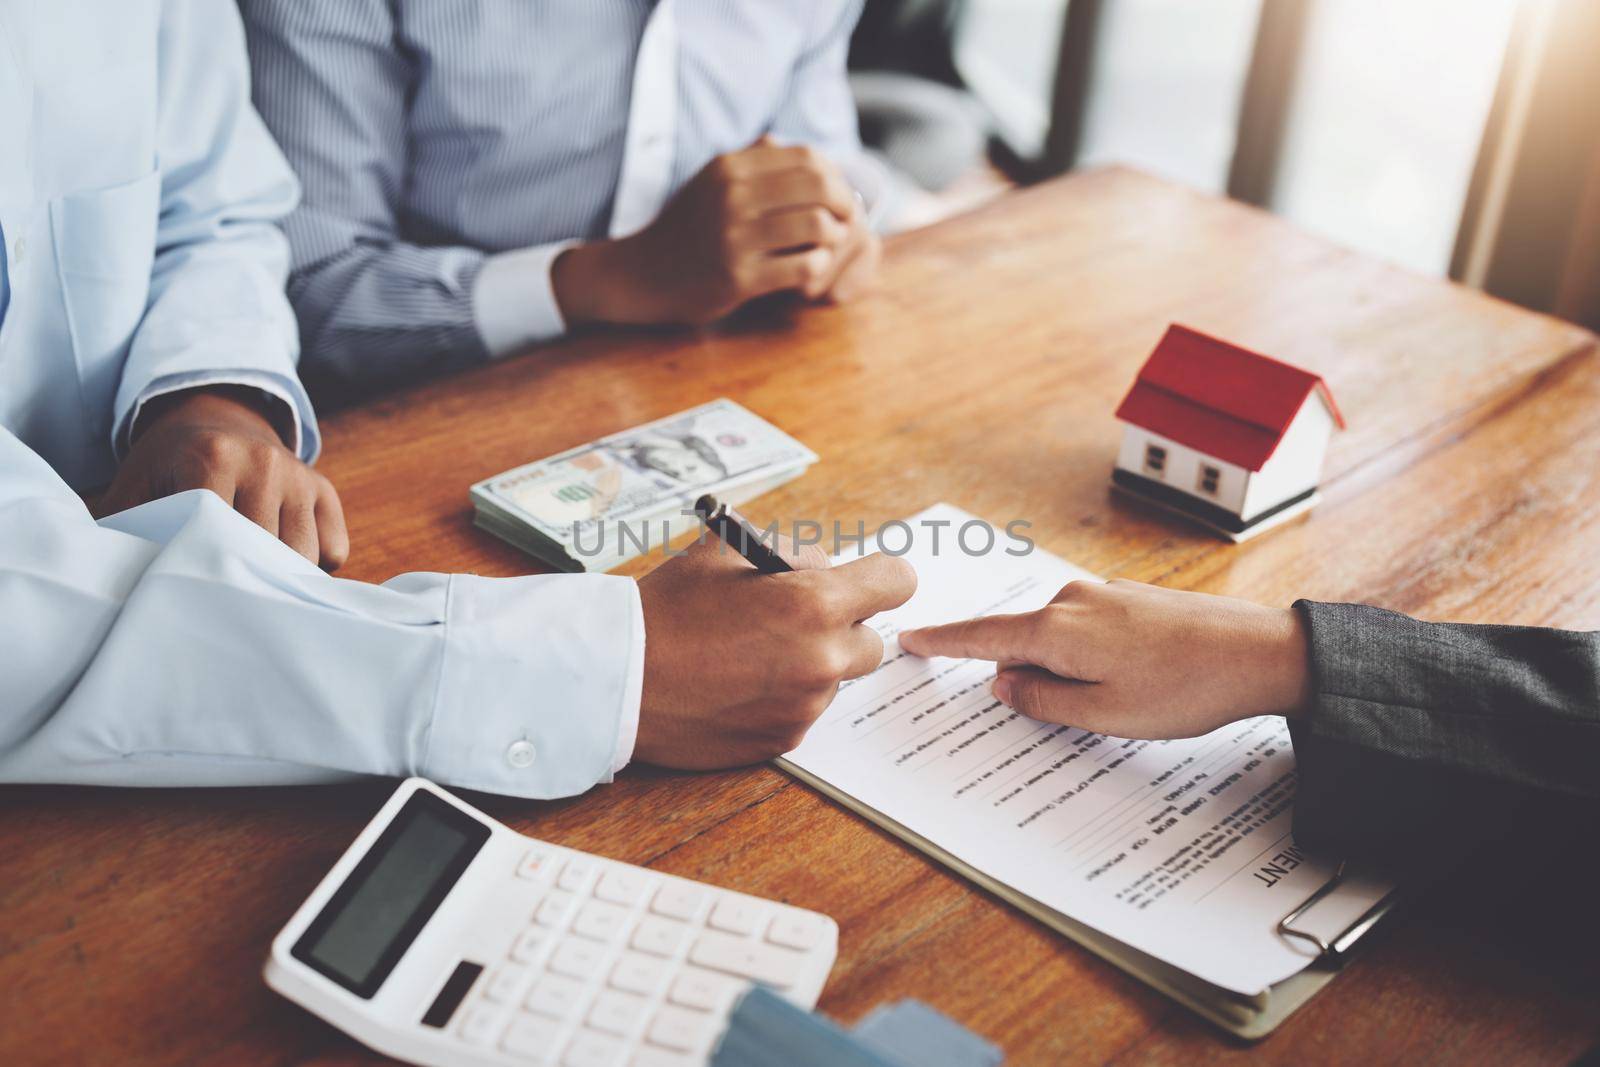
top-left (1144, 443), bottom-right (1168, 475)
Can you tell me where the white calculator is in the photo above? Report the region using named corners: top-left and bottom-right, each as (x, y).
top-left (266, 778), bottom-right (838, 1067)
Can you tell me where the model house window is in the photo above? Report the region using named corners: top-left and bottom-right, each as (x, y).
top-left (1199, 464), bottom-right (1221, 495)
top-left (1144, 444), bottom-right (1167, 474)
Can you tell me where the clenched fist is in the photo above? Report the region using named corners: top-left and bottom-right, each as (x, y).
top-left (553, 138), bottom-right (881, 328)
top-left (97, 386), bottom-right (350, 570)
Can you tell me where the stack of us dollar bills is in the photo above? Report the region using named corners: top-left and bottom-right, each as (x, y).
top-left (470, 399), bottom-right (818, 572)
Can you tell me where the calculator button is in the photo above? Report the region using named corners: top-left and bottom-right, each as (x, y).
top-left (572, 901), bottom-right (632, 944)
top-left (517, 847), bottom-right (558, 881)
top-left (525, 975), bottom-right (588, 1019)
top-left (509, 929), bottom-right (546, 965)
top-left (631, 1047), bottom-right (700, 1067)
top-left (630, 917), bottom-right (688, 958)
top-left (650, 884), bottom-right (705, 922)
top-left (688, 931), bottom-right (800, 988)
top-left (536, 891), bottom-right (579, 928)
top-left (646, 1006), bottom-right (713, 1053)
top-left (458, 1003), bottom-right (501, 1045)
top-left (523, 886), bottom-right (550, 921)
top-left (595, 870), bottom-right (651, 907)
top-left (707, 897), bottom-right (764, 936)
top-left (548, 940), bottom-right (608, 981)
top-left (563, 1030), bottom-right (625, 1067)
top-left (667, 967), bottom-right (743, 1013)
top-left (502, 1013), bottom-right (563, 1058)
top-left (483, 964), bottom-right (527, 1003)
top-left (610, 953), bottom-right (667, 996)
top-left (559, 859), bottom-right (599, 893)
top-left (766, 912), bottom-right (824, 951)
top-left (587, 989), bottom-right (648, 1035)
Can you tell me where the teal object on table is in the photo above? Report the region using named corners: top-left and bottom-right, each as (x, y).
top-left (711, 987), bottom-right (1003, 1067)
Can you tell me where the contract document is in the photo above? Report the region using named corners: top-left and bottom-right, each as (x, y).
top-left (780, 505), bottom-right (1396, 1031)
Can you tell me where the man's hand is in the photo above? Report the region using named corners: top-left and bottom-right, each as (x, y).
top-left (633, 530), bottom-right (916, 770)
top-left (97, 387), bottom-right (350, 570)
top-left (553, 139), bottom-right (882, 327)
top-left (899, 579), bottom-right (1311, 739)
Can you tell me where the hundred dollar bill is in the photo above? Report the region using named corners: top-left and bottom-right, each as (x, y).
top-left (470, 399), bottom-right (816, 571)
top-left (473, 468), bottom-right (808, 573)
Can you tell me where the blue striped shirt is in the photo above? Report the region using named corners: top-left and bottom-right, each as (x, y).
top-left (240, 0), bottom-right (871, 401)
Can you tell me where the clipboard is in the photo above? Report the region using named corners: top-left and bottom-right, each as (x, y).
top-left (779, 759), bottom-right (1400, 1040)
top-left (1278, 860), bottom-right (1395, 960)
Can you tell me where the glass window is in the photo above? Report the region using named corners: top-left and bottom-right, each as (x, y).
top-left (1144, 443), bottom-right (1168, 473)
top-left (1269, 0), bottom-right (1520, 274)
top-left (955, 0), bottom-right (1072, 159)
top-left (1076, 0), bottom-right (1264, 192)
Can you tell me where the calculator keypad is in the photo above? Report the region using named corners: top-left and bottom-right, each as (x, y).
top-left (449, 842), bottom-right (835, 1065)
top-left (504, 1015), bottom-right (563, 1058)
top-left (510, 930), bottom-right (545, 965)
top-left (610, 954), bottom-right (666, 996)
top-left (526, 975), bottom-right (586, 1019)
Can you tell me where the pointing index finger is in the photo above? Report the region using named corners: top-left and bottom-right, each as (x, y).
top-left (898, 611), bottom-right (1043, 663)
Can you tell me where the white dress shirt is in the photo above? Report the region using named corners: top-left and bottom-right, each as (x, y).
top-left (242, 0), bottom-right (883, 399)
top-left (0, 0), bottom-right (645, 797)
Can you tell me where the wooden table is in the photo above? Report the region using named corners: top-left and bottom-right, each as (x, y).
top-left (4, 168), bottom-right (1599, 1066)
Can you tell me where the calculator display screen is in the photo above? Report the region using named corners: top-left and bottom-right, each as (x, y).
top-left (292, 790), bottom-right (490, 998)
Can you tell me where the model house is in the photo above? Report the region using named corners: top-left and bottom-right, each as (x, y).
top-left (1111, 325), bottom-right (1345, 541)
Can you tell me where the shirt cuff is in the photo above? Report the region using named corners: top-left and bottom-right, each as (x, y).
top-left (610, 588), bottom-right (645, 775)
top-left (473, 240), bottom-right (581, 357)
top-left (424, 572), bottom-right (644, 798)
top-left (837, 151), bottom-right (897, 234)
top-left (119, 370), bottom-right (318, 462)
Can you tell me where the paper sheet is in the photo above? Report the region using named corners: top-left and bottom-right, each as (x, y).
top-left (783, 504), bottom-right (1394, 996)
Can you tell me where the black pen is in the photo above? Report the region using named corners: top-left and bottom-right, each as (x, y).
top-left (693, 494), bottom-right (793, 573)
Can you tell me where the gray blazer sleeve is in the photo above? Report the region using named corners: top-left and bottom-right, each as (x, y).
top-left (1287, 601), bottom-right (1600, 864)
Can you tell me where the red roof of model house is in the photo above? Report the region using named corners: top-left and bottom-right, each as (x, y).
top-left (1114, 325), bottom-right (1345, 471)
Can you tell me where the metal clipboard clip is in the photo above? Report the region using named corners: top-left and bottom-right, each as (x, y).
top-left (1276, 860), bottom-right (1393, 963)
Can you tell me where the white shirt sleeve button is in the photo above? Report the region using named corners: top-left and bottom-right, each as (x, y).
top-left (506, 739), bottom-right (538, 769)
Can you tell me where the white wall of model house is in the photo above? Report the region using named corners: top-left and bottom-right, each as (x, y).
top-left (1116, 426), bottom-right (1249, 513)
top-left (1239, 400), bottom-right (1334, 519)
top-left (1115, 397), bottom-right (1335, 521)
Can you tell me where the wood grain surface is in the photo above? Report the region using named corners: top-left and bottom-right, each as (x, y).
top-left (3, 168), bottom-right (1598, 1066)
